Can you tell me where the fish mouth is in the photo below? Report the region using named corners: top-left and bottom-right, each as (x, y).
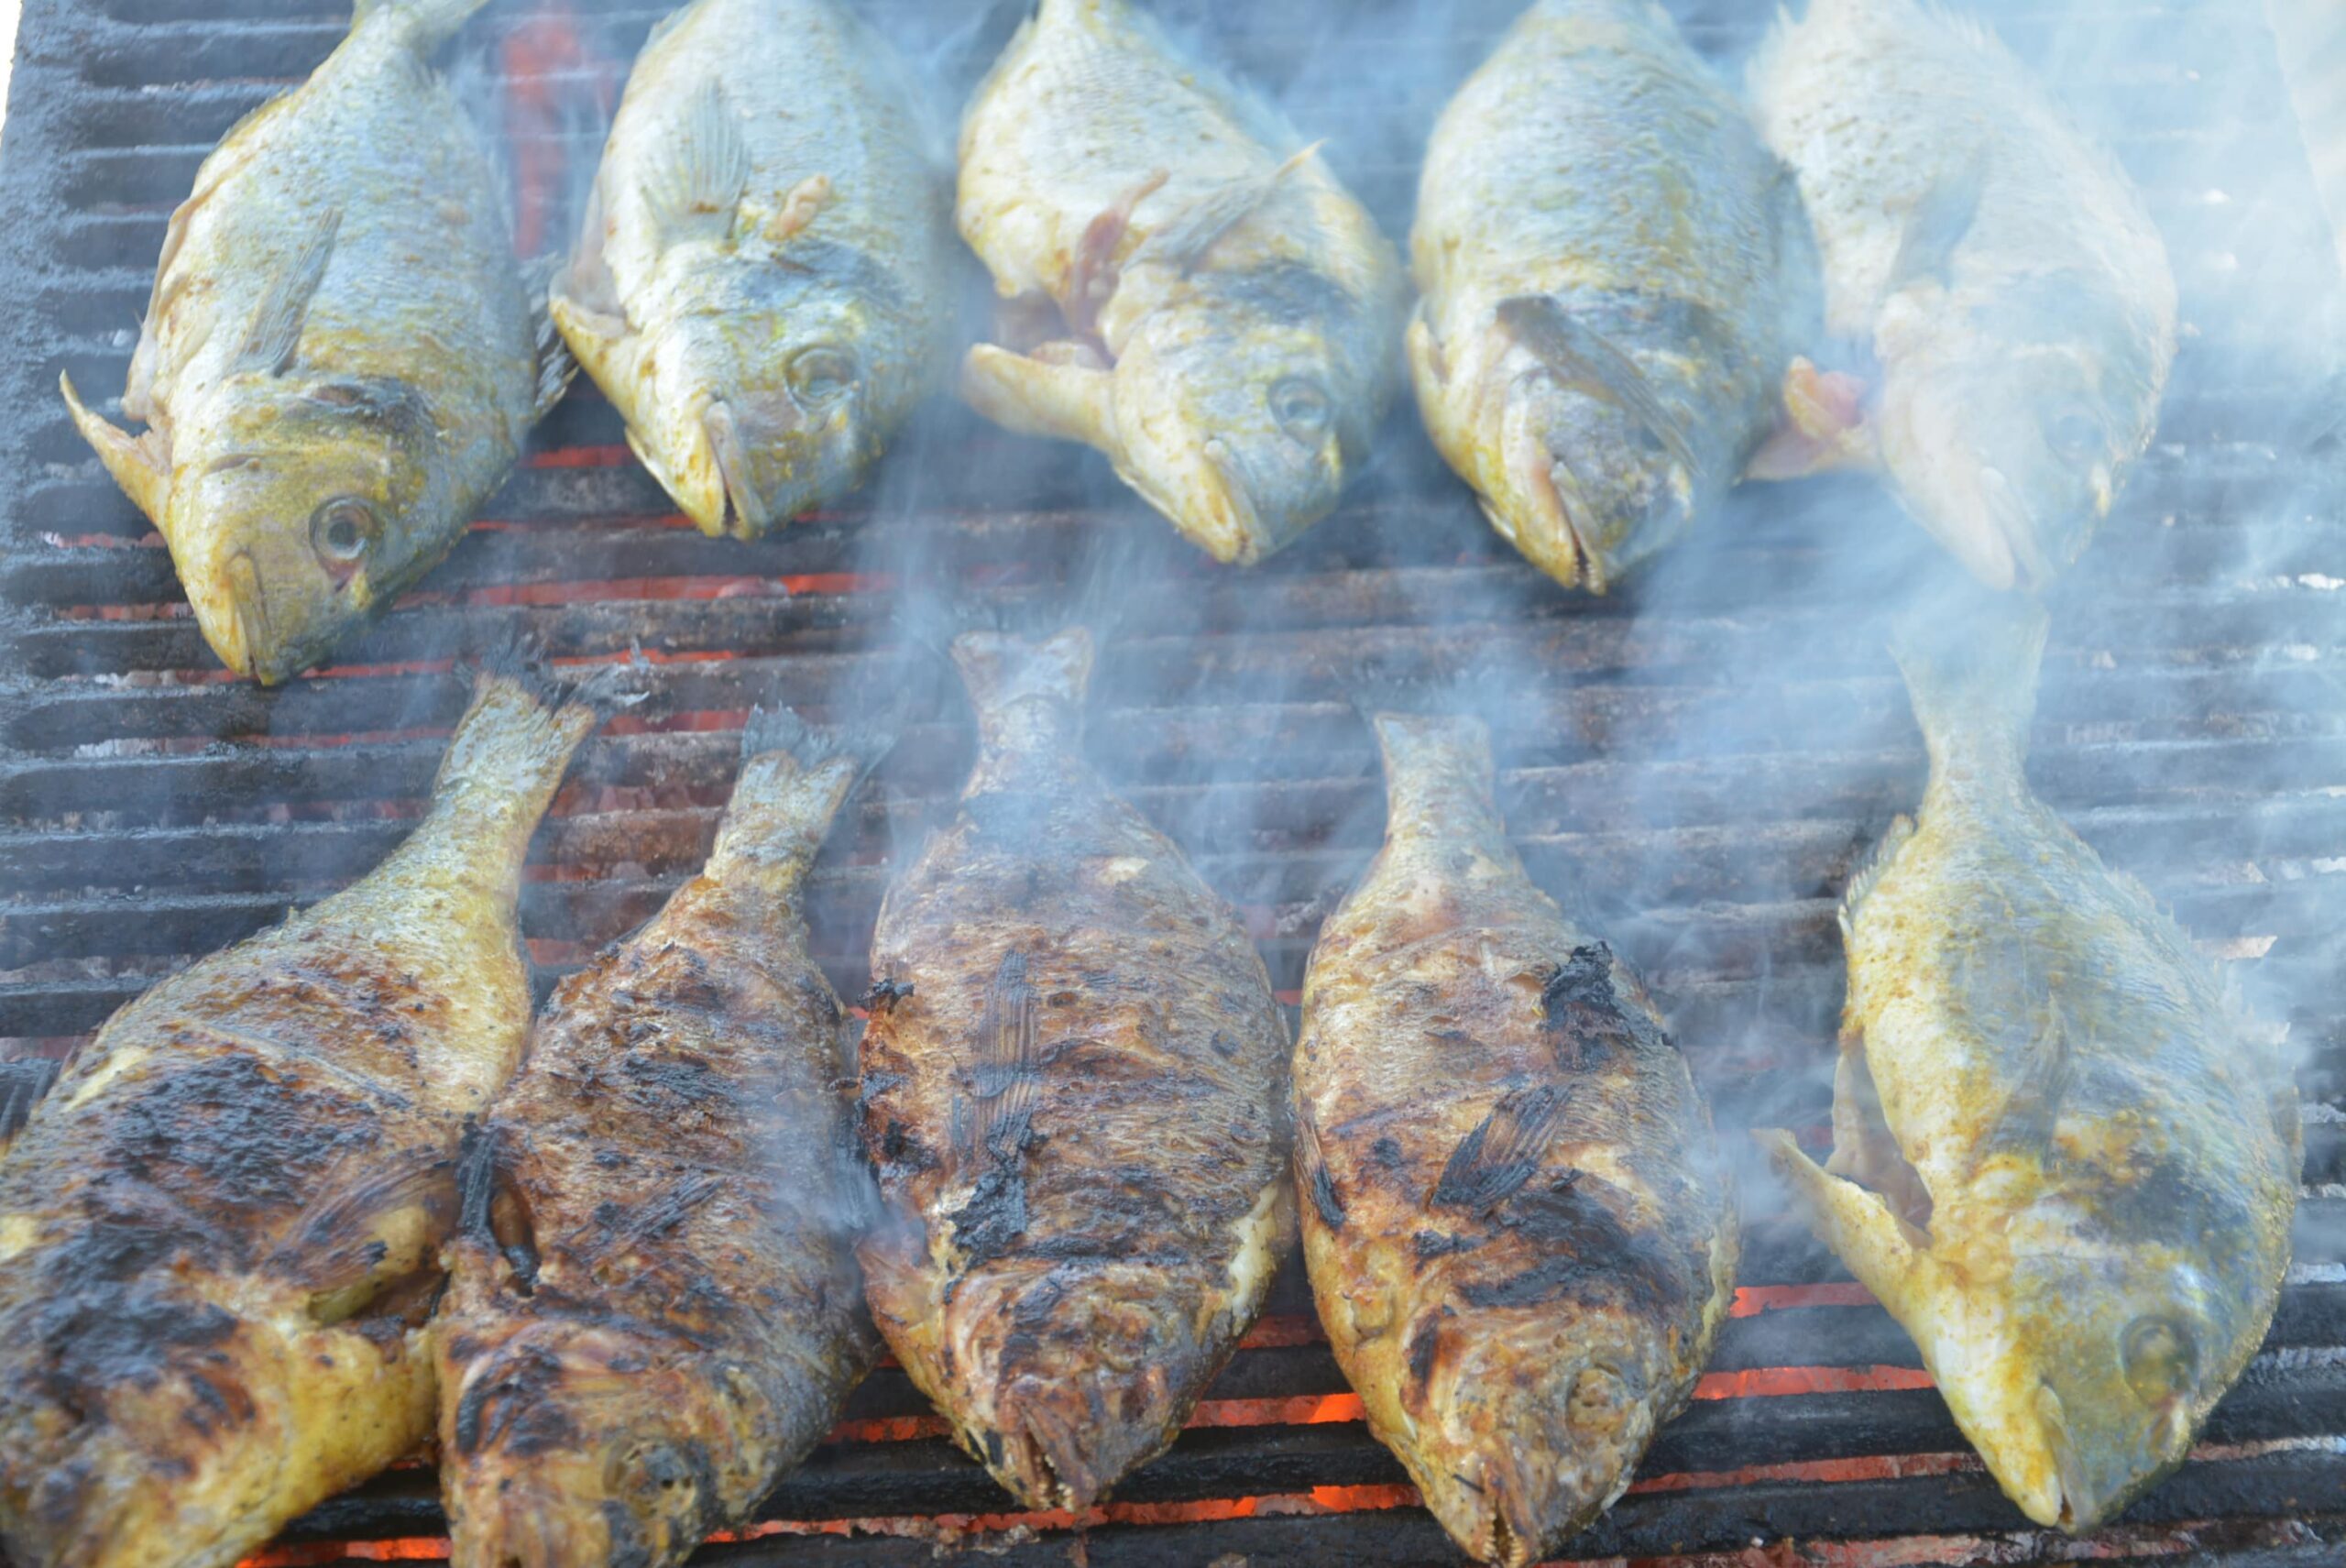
top-left (702, 400), bottom-right (772, 539)
top-left (1969, 465), bottom-right (2053, 591)
top-left (1489, 434), bottom-right (1604, 594)
top-left (222, 549), bottom-right (270, 681)
top-left (1199, 437), bottom-right (1275, 563)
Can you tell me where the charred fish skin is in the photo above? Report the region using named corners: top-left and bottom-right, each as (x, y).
top-left (436, 707), bottom-right (885, 1568)
top-left (1760, 598), bottom-right (2298, 1532)
top-left (555, 0), bottom-right (957, 540)
top-left (1296, 712), bottom-right (1738, 1567)
top-left (1410, 0), bottom-right (1816, 596)
top-left (1749, 0), bottom-right (2176, 590)
top-left (957, 0), bottom-right (1407, 565)
top-left (0, 664), bottom-right (602, 1568)
top-left (857, 628), bottom-right (1294, 1509)
top-left (60, 0), bottom-right (565, 686)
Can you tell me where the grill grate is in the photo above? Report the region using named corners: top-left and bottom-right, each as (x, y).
top-left (3, 1), bottom-right (2344, 1563)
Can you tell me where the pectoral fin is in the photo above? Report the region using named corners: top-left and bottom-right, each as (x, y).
top-left (236, 206), bottom-right (343, 375)
top-left (1757, 1128), bottom-right (1931, 1321)
top-left (963, 949), bottom-right (1044, 1166)
top-left (646, 80), bottom-right (751, 249)
top-left (960, 343), bottom-right (1120, 456)
top-left (1127, 141), bottom-right (1322, 275)
top-left (1889, 159), bottom-right (1988, 292)
top-left (1495, 293), bottom-right (1698, 477)
top-left (1431, 1082), bottom-right (1572, 1214)
top-left (60, 373), bottom-right (173, 523)
top-left (525, 254), bottom-right (578, 422)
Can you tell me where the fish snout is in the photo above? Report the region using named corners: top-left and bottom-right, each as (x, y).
top-left (698, 392), bottom-right (858, 540)
top-left (445, 1463), bottom-right (615, 1568)
top-left (983, 1360), bottom-right (1179, 1510)
top-left (1495, 377), bottom-right (1694, 594)
top-left (2030, 1374), bottom-right (2193, 1533)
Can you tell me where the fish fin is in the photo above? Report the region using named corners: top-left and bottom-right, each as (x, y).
top-left (1296, 1113), bottom-right (1346, 1233)
top-left (1981, 996), bottom-right (2077, 1161)
top-left (1067, 167), bottom-right (1169, 342)
top-left (60, 373), bottom-right (173, 523)
top-left (1431, 1082), bottom-right (1572, 1215)
top-left (645, 80), bottom-right (752, 250)
top-left (1757, 1128), bottom-right (1931, 1315)
top-left (949, 622), bottom-right (1096, 718)
top-left (1745, 357), bottom-right (1875, 479)
top-left (236, 207), bottom-right (343, 376)
top-left (1494, 294), bottom-right (1698, 477)
top-left (1404, 308), bottom-right (1449, 391)
top-left (1888, 159), bottom-right (1988, 293)
top-left (739, 697), bottom-right (904, 799)
top-left (1825, 1037), bottom-right (1934, 1228)
top-left (273, 1146), bottom-right (458, 1321)
top-left (1891, 590), bottom-right (2047, 772)
top-left (762, 173), bottom-right (836, 247)
top-left (1839, 814), bottom-right (1914, 938)
top-left (523, 254), bottom-right (578, 422)
top-left (548, 291), bottom-right (637, 415)
top-left (959, 343), bottom-right (1122, 456)
top-left (961, 949), bottom-right (1045, 1166)
top-left (353, 0), bottom-right (492, 50)
top-left (0, 1057), bottom-right (60, 1156)
top-left (1127, 142), bottom-right (1321, 276)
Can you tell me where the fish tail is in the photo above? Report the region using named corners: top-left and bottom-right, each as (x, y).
top-left (424, 650), bottom-right (630, 861)
top-left (1889, 590), bottom-right (2048, 775)
top-left (949, 625), bottom-right (1096, 717)
top-left (353, 0), bottom-right (492, 51)
top-left (710, 703), bottom-right (903, 886)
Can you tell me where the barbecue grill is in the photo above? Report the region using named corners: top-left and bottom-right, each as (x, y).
top-left (3, 0), bottom-right (2342, 1563)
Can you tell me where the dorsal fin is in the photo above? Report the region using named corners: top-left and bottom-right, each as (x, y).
top-left (1839, 815), bottom-right (1916, 940)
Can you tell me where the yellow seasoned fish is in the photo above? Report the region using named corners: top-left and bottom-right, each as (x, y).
top-left (0, 662), bottom-right (604, 1568)
top-left (62, 0), bottom-right (570, 684)
top-left (1296, 709), bottom-right (1737, 1566)
top-left (433, 708), bottom-right (886, 1568)
top-left (1411, 0), bottom-right (1815, 593)
top-left (857, 628), bottom-right (1293, 1508)
top-left (957, 0), bottom-right (1406, 564)
top-left (554, 0), bottom-right (957, 537)
top-left (1748, 0), bottom-right (2176, 589)
top-left (1760, 597), bottom-right (2299, 1530)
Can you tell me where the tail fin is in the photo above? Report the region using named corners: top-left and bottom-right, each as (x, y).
top-left (354, 0), bottom-right (493, 51)
top-left (1889, 589), bottom-right (2047, 773)
top-left (740, 702), bottom-right (902, 794)
top-left (430, 647), bottom-right (634, 842)
top-left (950, 627), bottom-right (1096, 717)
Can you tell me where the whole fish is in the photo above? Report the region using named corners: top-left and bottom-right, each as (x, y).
top-left (857, 627), bottom-right (1293, 1508)
top-left (0, 663), bottom-right (604, 1568)
top-left (60, 0), bottom-right (569, 685)
top-left (1748, 0), bottom-right (2177, 590)
top-left (554, 0), bottom-right (957, 538)
top-left (435, 707), bottom-right (886, 1568)
top-left (957, 0), bottom-right (1407, 565)
top-left (1295, 709), bottom-right (1738, 1567)
top-left (1410, 0), bottom-right (1815, 594)
top-left (1760, 598), bottom-right (2299, 1531)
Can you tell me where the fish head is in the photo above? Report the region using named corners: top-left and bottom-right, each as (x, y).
top-left (632, 251), bottom-right (927, 539)
top-left (1875, 280), bottom-right (2166, 591)
top-left (166, 373), bottom-right (453, 683)
top-left (442, 1325), bottom-right (747, 1566)
top-left (1486, 364), bottom-right (1694, 596)
top-left (1107, 270), bottom-right (1377, 564)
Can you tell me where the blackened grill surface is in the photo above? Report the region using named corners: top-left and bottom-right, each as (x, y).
top-left (2, 1), bottom-right (2342, 1565)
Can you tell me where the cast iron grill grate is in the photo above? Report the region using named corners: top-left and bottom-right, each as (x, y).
top-left (0, 1), bottom-right (2341, 1563)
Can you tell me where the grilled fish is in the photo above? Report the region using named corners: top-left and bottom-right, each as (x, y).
top-left (554, 0), bottom-right (957, 538)
top-left (0, 662), bottom-right (604, 1568)
top-left (60, 0), bottom-right (568, 685)
top-left (436, 707), bottom-right (886, 1568)
top-left (957, 0), bottom-right (1407, 564)
top-left (1410, 0), bottom-right (1815, 594)
top-left (1296, 709), bottom-right (1738, 1566)
top-left (858, 627), bottom-right (1293, 1508)
top-left (1747, 0), bottom-right (2176, 590)
top-left (1759, 598), bottom-right (2299, 1531)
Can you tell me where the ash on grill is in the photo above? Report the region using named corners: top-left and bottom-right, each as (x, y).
top-left (0, 1), bottom-right (2341, 1565)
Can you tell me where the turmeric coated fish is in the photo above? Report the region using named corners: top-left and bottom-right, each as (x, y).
top-left (957, 0), bottom-right (1407, 564)
top-left (436, 708), bottom-right (887, 1568)
top-left (1748, 0), bottom-right (2176, 589)
top-left (61, 0), bottom-right (571, 685)
top-left (554, 0), bottom-right (957, 538)
top-left (0, 663), bottom-right (605, 1568)
top-left (1410, 0), bottom-right (1815, 593)
top-left (857, 627), bottom-right (1293, 1508)
top-left (1760, 598), bottom-right (2298, 1530)
top-left (1296, 709), bottom-right (1738, 1566)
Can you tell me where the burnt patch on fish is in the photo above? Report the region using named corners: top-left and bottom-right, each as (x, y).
top-left (1539, 944), bottom-right (1669, 1072)
top-left (863, 977), bottom-right (915, 1012)
top-left (1299, 1119), bottom-right (1346, 1232)
top-left (1457, 1174), bottom-right (1687, 1318)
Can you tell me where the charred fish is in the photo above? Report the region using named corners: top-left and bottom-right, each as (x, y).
top-left (61, 0), bottom-right (570, 685)
top-left (1760, 598), bottom-right (2298, 1530)
top-left (554, 0), bottom-right (957, 537)
top-left (1411, 0), bottom-right (1816, 593)
top-left (1748, 0), bottom-right (2176, 589)
top-left (857, 626), bottom-right (1293, 1508)
top-left (1296, 708), bottom-right (1738, 1566)
top-left (957, 0), bottom-right (1407, 564)
top-left (0, 663), bottom-right (604, 1568)
top-left (435, 707), bottom-right (887, 1568)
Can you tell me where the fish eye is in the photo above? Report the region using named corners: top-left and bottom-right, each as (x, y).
top-left (2049, 408), bottom-right (2103, 466)
top-left (1269, 376), bottom-right (1332, 444)
top-left (787, 345), bottom-right (858, 407)
top-left (2121, 1314), bottom-right (2198, 1405)
top-left (310, 497), bottom-right (377, 571)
